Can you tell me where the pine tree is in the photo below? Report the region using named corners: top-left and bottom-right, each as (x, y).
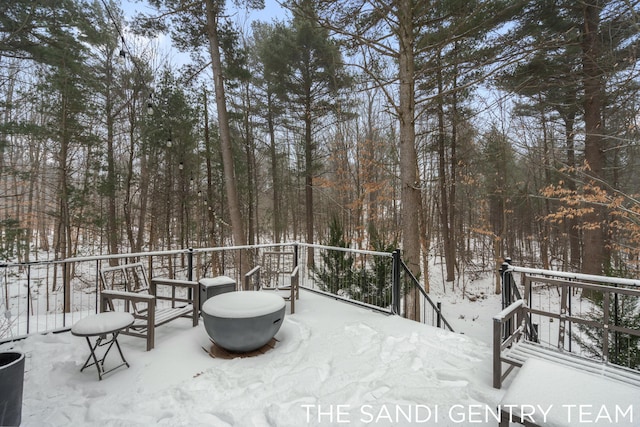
top-left (312, 216), bottom-right (355, 295)
top-left (576, 291), bottom-right (640, 369)
top-left (275, 0), bottom-right (352, 266)
top-left (363, 224), bottom-right (395, 308)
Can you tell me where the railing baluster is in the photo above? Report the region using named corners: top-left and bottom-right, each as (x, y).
top-left (2, 243), bottom-right (458, 343)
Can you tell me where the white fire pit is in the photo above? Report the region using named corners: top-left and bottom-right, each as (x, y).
top-left (201, 291), bottom-right (286, 353)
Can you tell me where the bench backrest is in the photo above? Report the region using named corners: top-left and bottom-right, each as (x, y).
top-left (100, 263), bottom-right (150, 292)
top-left (261, 251), bottom-right (295, 289)
top-left (100, 263), bottom-right (151, 314)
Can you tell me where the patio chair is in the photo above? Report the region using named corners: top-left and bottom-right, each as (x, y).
top-left (99, 262), bottom-right (199, 351)
top-left (246, 251), bottom-right (300, 313)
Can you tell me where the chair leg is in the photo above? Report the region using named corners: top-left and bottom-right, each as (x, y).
top-left (146, 302), bottom-right (155, 351)
top-left (146, 328), bottom-right (154, 351)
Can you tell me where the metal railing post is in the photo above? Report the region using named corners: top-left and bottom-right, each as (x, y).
top-left (500, 261), bottom-right (511, 309)
top-left (437, 302), bottom-right (442, 328)
top-left (63, 262), bottom-right (69, 326)
top-left (392, 249), bottom-right (401, 315)
top-left (27, 264), bottom-right (31, 334)
top-left (187, 248), bottom-right (194, 301)
top-left (95, 260), bottom-right (100, 314)
top-left (187, 248), bottom-right (194, 281)
top-left (500, 262), bottom-right (511, 341)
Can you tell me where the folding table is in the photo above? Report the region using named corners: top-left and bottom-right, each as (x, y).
top-left (71, 311), bottom-right (134, 380)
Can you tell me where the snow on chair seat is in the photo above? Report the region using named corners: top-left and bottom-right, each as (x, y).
top-left (99, 263), bottom-right (199, 351)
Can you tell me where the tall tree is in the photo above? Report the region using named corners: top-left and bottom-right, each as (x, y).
top-left (42, 5), bottom-right (94, 310)
top-left (504, 0), bottom-right (640, 274)
top-left (203, 0), bottom-right (248, 255)
top-left (252, 21), bottom-right (289, 245)
top-left (309, 0), bottom-right (423, 318)
top-left (501, 0), bottom-right (586, 270)
top-left (415, 0), bottom-right (516, 283)
top-left (138, 0), bottom-right (264, 280)
top-left (581, 1), bottom-right (606, 275)
top-left (276, 0), bottom-right (352, 265)
top-left (84, 0), bottom-right (126, 263)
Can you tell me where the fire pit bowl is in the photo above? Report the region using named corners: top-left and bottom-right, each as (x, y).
top-left (201, 291), bottom-right (286, 353)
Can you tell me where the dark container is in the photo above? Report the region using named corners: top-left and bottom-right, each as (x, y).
top-left (199, 276), bottom-right (236, 310)
top-left (0, 351), bottom-right (25, 426)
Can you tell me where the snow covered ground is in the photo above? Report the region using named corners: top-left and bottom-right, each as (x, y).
top-left (2, 289), bottom-right (509, 426)
top-left (2, 277), bottom-right (637, 426)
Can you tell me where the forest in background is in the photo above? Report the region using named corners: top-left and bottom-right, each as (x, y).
top-left (2, 0), bottom-right (640, 301)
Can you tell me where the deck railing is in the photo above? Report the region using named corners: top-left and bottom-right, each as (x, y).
top-left (500, 264), bottom-right (640, 370)
top-left (1, 243), bottom-right (452, 342)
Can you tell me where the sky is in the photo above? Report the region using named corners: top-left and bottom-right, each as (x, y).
top-left (117, 0), bottom-right (288, 71)
top-left (2, 280), bottom-right (639, 426)
top-left (120, 0), bottom-right (288, 32)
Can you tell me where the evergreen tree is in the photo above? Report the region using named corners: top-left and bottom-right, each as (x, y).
top-left (502, 0), bottom-right (640, 274)
top-left (312, 215), bottom-right (355, 295)
top-left (251, 21), bottom-right (291, 245)
top-left (576, 291), bottom-right (640, 369)
top-left (137, 0), bottom-right (262, 280)
top-left (277, 0), bottom-right (352, 265)
top-left (363, 224), bottom-right (395, 308)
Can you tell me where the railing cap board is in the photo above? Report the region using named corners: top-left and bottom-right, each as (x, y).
top-left (506, 265), bottom-right (640, 288)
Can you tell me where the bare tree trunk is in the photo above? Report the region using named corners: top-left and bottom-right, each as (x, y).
top-left (398, 0), bottom-right (421, 320)
top-left (436, 56), bottom-right (455, 283)
top-left (540, 102), bottom-right (550, 270)
top-left (202, 87), bottom-right (221, 273)
top-left (581, 1), bottom-right (606, 275)
top-left (57, 92), bottom-right (72, 312)
top-left (243, 81), bottom-right (257, 246)
top-left (564, 114), bottom-right (581, 269)
top-left (204, 0), bottom-right (248, 281)
top-left (267, 93), bottom-right (282, 244)
top-left (363, 91), bottom-right (380, 232)
top-left (105, 69), bottom-right (119, 263)
top-left (304, 98), bottom-right (315, 267)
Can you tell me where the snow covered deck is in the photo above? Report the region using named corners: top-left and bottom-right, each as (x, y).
top-left (2, 290), bottom-right (637, 426)
top-left (498, 358), bottom-right (639, 427)
top-left (2, 291), bottom-right (502, 426)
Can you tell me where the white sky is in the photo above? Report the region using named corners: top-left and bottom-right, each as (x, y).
top-left (118, 0), bottom-right (288, 70)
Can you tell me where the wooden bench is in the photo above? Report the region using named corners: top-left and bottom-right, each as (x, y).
top-left (99, 263), bottom-right (199, 351)
top-left (493, 299), bottom-right (640, 390)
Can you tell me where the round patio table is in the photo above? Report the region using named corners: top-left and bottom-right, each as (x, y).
top-left (71, 311), bottom-right (134, 380)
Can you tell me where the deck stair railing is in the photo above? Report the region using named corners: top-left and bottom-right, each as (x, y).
top-left (500, 264), bottom-right (640, 371)
top-left (397, 256), bottom-right (454, 331)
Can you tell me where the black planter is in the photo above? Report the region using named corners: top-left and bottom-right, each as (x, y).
top-left (0, 352), bottom-right (25, 426)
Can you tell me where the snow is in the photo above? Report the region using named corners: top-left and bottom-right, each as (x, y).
top-left (70, 312), bottom-right (135, 336)
top-left (199, 276), bottom-right (236, 287)
top-left (3, 291), bottom-right (502, 426)
top-left (1, 287), bottom-right (638, 426)
top-left (202, 292), bottom-right (286, 318)
top-left (499, 358), bottom-right (640, 427)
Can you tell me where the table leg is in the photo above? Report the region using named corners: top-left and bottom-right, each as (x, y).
top-left (80, 336), bottom-right (105, 380)
top-left (79, 331), bottom-right (129, 380)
